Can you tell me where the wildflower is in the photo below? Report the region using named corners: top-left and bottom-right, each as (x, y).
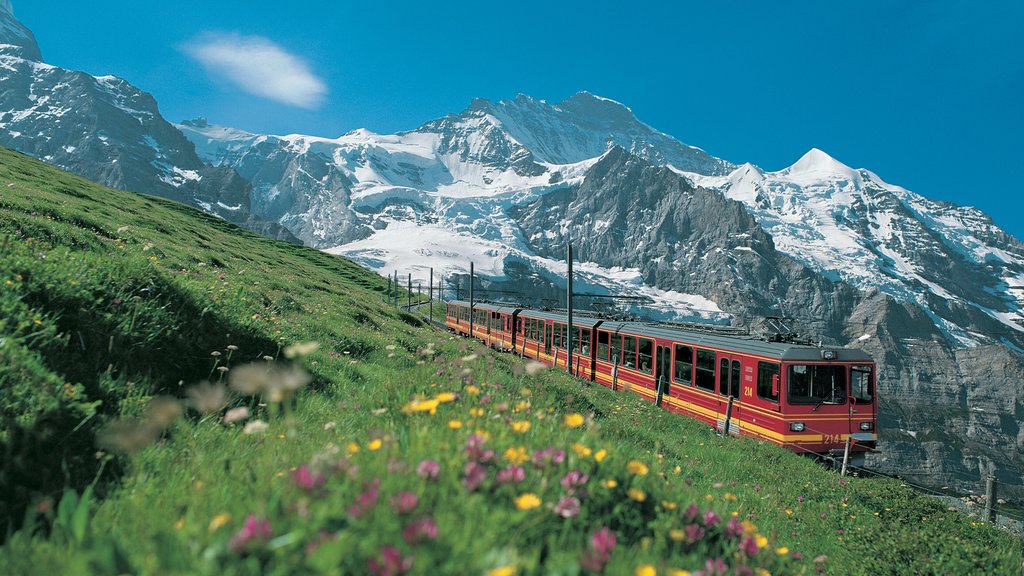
top-left (228, 515), bottom-right (272, 553)
top-left (497, 465), bottom-right (526, 484)
top-left (560, 470), bottom-right (590, 492)
top-left (185, 381), bottom-right (228, 413)
top-left (594, 449), bottom-right (608, 462)
top-left (504, 446), bottom-right (529, 465)
top-left (755, 534), bottom-right (768, 549)
top-left (662, 500), bottom-right (678, 510)
top-left (532, 446), bottom-right (566, 467)
top-left (448, 419), bottom-right (463, 429)
top-left (348, 479), bottom-right (381, 518)
top-left (572, 443), bottom-right (592, 458)
top-left (368, 438), bottom-right (383, 451)
top-left (208, 513), bottom-right (232, 532)
top-left (463, 461), bottom-right (488, 492)
top-left (347, 442), bottom-right (360, 454)
top-left (785, 508), bottom-right (793, 516)
top-left (796, 495), bottom-right (805, 503)
top-left (627, 460), bottom-right (649, 476)
top-left (555, 496), bottom-right (582, 518)
top-left (603, 479), bottom-right (618, 489)
top-left (668, 571), bottom-right (691, 576)
top-left (466, 385), bottom-right (480, 396)
top-left (229, 362), bottom-right (311, 402)
top-left (436, 392), bottom-right (458, 403)
top-left (669, 529), bottom-right (685, 542)
top-left (580, 527), bottom-right (617, 572)
top-left (723, 492), bottom-right (737, 502)
top-left (488, 566), bottom-right (516, 576)
top-left (703, 510), bottom-right (720, 527)
top-left (628, 488), bottom-right (647, 502)
top-left (324, 421), bottom-right (336, 431)
top-left (465, 434), bottom-right (494, 462)
top-left (635, 565), bottom-right (656, 576)
top-left (685, 523), bottom-right (705, 543)
top-left (283, 341), bottom-right (320, 359)
top-left (524, 361), bottom-right (546, 376)
top-left (390, 491), bottom-right (419, 515)
top-left (416, 459), bottom-right (440, 480)
top-left (514, 493), bottom-right (542, 510)
top-left (292, 465), bottom-right (327, 492)
top-left (776, 547), bottom-right (789, 556)
top-left (510, 420), bottom-right (531, 433)
top-left (368, 546), bottom-right (413, 576)
top-left (96, 419), bottom-right (161, 454)
top-left (402, 517), bottom-right (439, 544)
top-left (243, 420), bottom-right (269, 435)
top-left (703, 558), bottom-right (728, 576)
top-left (402, 398), bottom-right (440, 415)
top-left (740, 535), bottom-right (759, 557)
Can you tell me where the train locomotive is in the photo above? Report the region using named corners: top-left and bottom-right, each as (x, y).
top-left (445, 300), bottom-right (878, 467)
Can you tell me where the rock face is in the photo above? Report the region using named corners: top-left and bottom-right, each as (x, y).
top-left (0, 6), bottom-right (296, 241)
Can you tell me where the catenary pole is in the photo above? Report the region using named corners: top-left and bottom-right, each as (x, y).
top-left (567, 241), bottom-right (574, 376)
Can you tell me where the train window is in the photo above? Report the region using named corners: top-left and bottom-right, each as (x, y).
top-left (580, 329), bottom-right (591, 355)
top-left (622, 336), bottom-right (637, 368)
top-left (756, 361), bottom-right (780, 402)
top-left (561, 324), bottom-right (569, 349)
top-left (695, 349), bottom-right (716, 391)
top-left (553, 323), bottom-right (563, 348)
top-left (611, 334), bottom-right (622, 365)
top-left (851, 365), bottom-right (874, 404)
top-left (788, 365), bottom-right (847, 405)
top-left (638, 338), bottom-right (653, 374)
top-left (719, 359), bottom-right (730, 397)
top-left (673, 345), bottom-right (693, 384)
top-left (597, 331), bottom-right (610, 360)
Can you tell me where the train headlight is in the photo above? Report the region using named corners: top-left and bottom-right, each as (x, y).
top-left (859, 422), bottom-right (873, 431)
top-left (820, 349), bottom-right (837, 360)
top-left (789, 422), bottom-right (805, 432)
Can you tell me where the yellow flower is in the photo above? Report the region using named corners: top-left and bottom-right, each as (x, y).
top-left (563, 413), bottom-right (585, 428)
top-left (669, 571), bottom-right (691, 576)
top-left (594, 449), bottom-right (608, 462)
top-left (704, 494), bottom-right (714, 502)
top-left (784, 508), bottom-right (793, 516)
top-left (723, 492), bottom-right (737, 502)
top-left (521, 388), bottom-right (532, 397)
top-left (367, 438), bottom-right (383, 451)
top-left (504, 446), bottom-right (529, 465)
top-left (436, 392), bottom-right (457, 403)
top-left (673, 465), bottom-right (682, 475)
top-left (448, 419), bottom-right (463, 429)
top-left (510, 420), bottom-right (531, 433)
top-left (514, 401), bottom-right (530, 412)
top-left (346, 442), bottom-right (360, 454)
top-left (174, 517), bottom-right (186, 530)
top-left (475, 430), bottom-right (490, 441)
top-left (514, 493), bottom-right (541, 510)
top-left (487, 565), bottom-right (517, 576)
top-left (402, 398), bottom-right (440, 414)
top-left (628, 488), bottom-right (647, 502)
top-left (466, 385), bottom-right (480, 396)
top-left (669, 529), bottom-right (685, 541)
top-left (603, 479), bottom-right (618, 489)
top-left (635, 565), bottom-right (656, 576)
top-left (208, 513), bottom-right (232, 532)
top-left (775, 547), bottom-right (789, 556)
top-left (661, 500), bottom-right (677, 510)
top-left (470, 407), bottom-right (484, 418)
top-left (627, 460), bottom-right (650, 476)
top-left (572, 443), bottom-right (592, 458)
top-left (756, 535), bottom-right (768, 549)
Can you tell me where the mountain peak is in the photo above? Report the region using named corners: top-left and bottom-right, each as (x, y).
top-left (786, 148), bottom-right (857, 180)
top-left (0, 0), bottom-right (42, 61)
top-left (558, 91), bottom-right (636, 123)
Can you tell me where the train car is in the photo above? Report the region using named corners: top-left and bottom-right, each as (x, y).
top-left (513, 309), bottom-right (604, 377)
top-left (444, 300), bottom-right (473, 336)
top-left (591, 322), bottom-right (877, 466)
top-left (473, 302), bottom-right (521, 352)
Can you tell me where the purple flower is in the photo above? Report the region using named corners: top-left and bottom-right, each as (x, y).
top-left (497, 465), bottom-right (526, 484)
top-left (683, 503), bottom-right (700, 522)
top-left (685, 523), bottom-right (705, 543)
top-left (532, 446), bottom-right (567, 468)
top-left (462, 461), bottom-right (488, 492)
top-left (725, 517), bottom-right (744, 540)
top-left (797, 495), bottom-right (805, 503)
top-left (348, 478), bottom-right (381, 518)
top-left (402, 517), bottom-right (439, 544)
top-left (390, 491), bottom-right (419, 515)
top-left (228, 515), bottom-right (273, 553)
top-left (702, 510), bottom-right (720, 527)
top-left (560, 470), bottom-right (590, 492)
top-left (465, 434), bottom-right (493, 462)
top-left (416, 459), bottom-right (440, 480)
top-left (554, 496), bottom-right (581, 518)
top-left (580, 527), bottom-right (616, 572)
top-left (292, 465), bottom-right (327, 493)
top-left (740, 535), bottom-right (759, 557)
top-left (704, 557), bottom-right (728, 576)
top-left (368, 546), bottom-right (413, 576)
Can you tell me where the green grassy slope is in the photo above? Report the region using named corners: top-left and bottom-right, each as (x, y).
top-left (0, 147), bottom-right (1019, 575)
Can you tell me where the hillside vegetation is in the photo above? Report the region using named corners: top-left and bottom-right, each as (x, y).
top-left (0, 147), bottom-right (1019, 574)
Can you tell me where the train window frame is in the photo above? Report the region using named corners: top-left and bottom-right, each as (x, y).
top-left (597, 330), bottom-right (610, 361)
top-left (787, 364), bottom-right (847, 405)
top-left (673, 344), bottom-right (693, 385)
top-left (580, 328), bottom-right (591, 355)
top-left (622, 336), bottom-right (637, 369)
top-left (719, 358), bottom-right (740, 398)
top-left (756, 361), bottom-right (781, 403)
top-left (851, 365), bottom-right (874, 404)
top-left (638, 338), bottom-right (653, 374)
top-left (695, 349), bottom-right (716, 392)
top-left (553, 322), bottom-right (563, 349)
top-left (611, 333), bottom-right (622, 365)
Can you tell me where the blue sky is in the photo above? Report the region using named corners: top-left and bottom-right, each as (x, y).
top-left (15, 1), bottom-right (1024, 239)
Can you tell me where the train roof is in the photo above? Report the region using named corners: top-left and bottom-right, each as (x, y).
top-left (447, 300), bottom-right (521, 315)
top-left (518, 308), bottom-right (604, 328)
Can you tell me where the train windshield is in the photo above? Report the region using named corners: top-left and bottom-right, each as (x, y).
top-left (788, 364), bottom-right (846, 405)
top-left (851, 365), bottom-right (874, 404)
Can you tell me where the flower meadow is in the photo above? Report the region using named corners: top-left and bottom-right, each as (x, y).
top-left (0, 149), bottom-right (1019, 574)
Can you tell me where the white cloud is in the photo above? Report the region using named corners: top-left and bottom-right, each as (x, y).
top-left (183, 32), bottom-right (327, 109)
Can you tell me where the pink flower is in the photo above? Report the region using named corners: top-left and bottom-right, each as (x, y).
top-left (702, 510), bottom-right (720, 527)
top-left (797, 495), bottom-right (805, 503)
top-left (368, 546), bottom-right (413, 576)
top-left (402, 517), bottom-right (439, 544)
top-left (416, 459), bottom-right (440, 480)
top-left (497, 465), bottom-right (526, 484)
top-left (684, 503), bottom-right (700, 522)
top-left (560, 470), bottom-right (589, 492)
top-left (580, 527), bottom-right (616, 572)
top-left (465, 434), bottom-right (493, 462)
top-left (348, 478), bottom-right (381, 518)
top-left (228, 515), bottom-right (273, 553)
top-left (292, 465), bottom-right (327, 493)
top-left (685, 523), bottom-right (705, 543)
top-left (739, 535), bottom-right (759, 557)
top-left (532, 446), bottom-right (567, 467)
top-left (554, 496), bottom-right (581, 518)
top-left (462, 461), bottom-right (488, 492)
top-left (704, 557), bottom-right (728, 576)
top-left (390, 491), bottom-right (419, 515)
top-left (725, 517), bottom-right (744, 540)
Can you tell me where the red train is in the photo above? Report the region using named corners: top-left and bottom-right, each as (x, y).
top-left (445, 300), bottom-right (877, 466)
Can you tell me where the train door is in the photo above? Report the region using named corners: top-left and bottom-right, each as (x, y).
top-left (717, 354), bottom-right (742, 435)
top-left (545, 323), bottom-right (553, 357)
top-left (655, 345), bottom-right (672, 403)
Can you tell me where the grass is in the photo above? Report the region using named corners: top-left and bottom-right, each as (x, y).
top-left (0, 146), bottom-right (1020, 575)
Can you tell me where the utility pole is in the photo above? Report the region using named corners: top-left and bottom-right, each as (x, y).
top-left (567, 241), bottom-right (574, 376)
top-left (387, 273), bottom-right (392, 305)
top-left (394, 270), bottom-right (398, 306)
top-left (469, 262), bottom-right (475, 337)
top-left (429, 267), bottom-right (434, 323)
top-left (407, 273), bottom-right (412, 310)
